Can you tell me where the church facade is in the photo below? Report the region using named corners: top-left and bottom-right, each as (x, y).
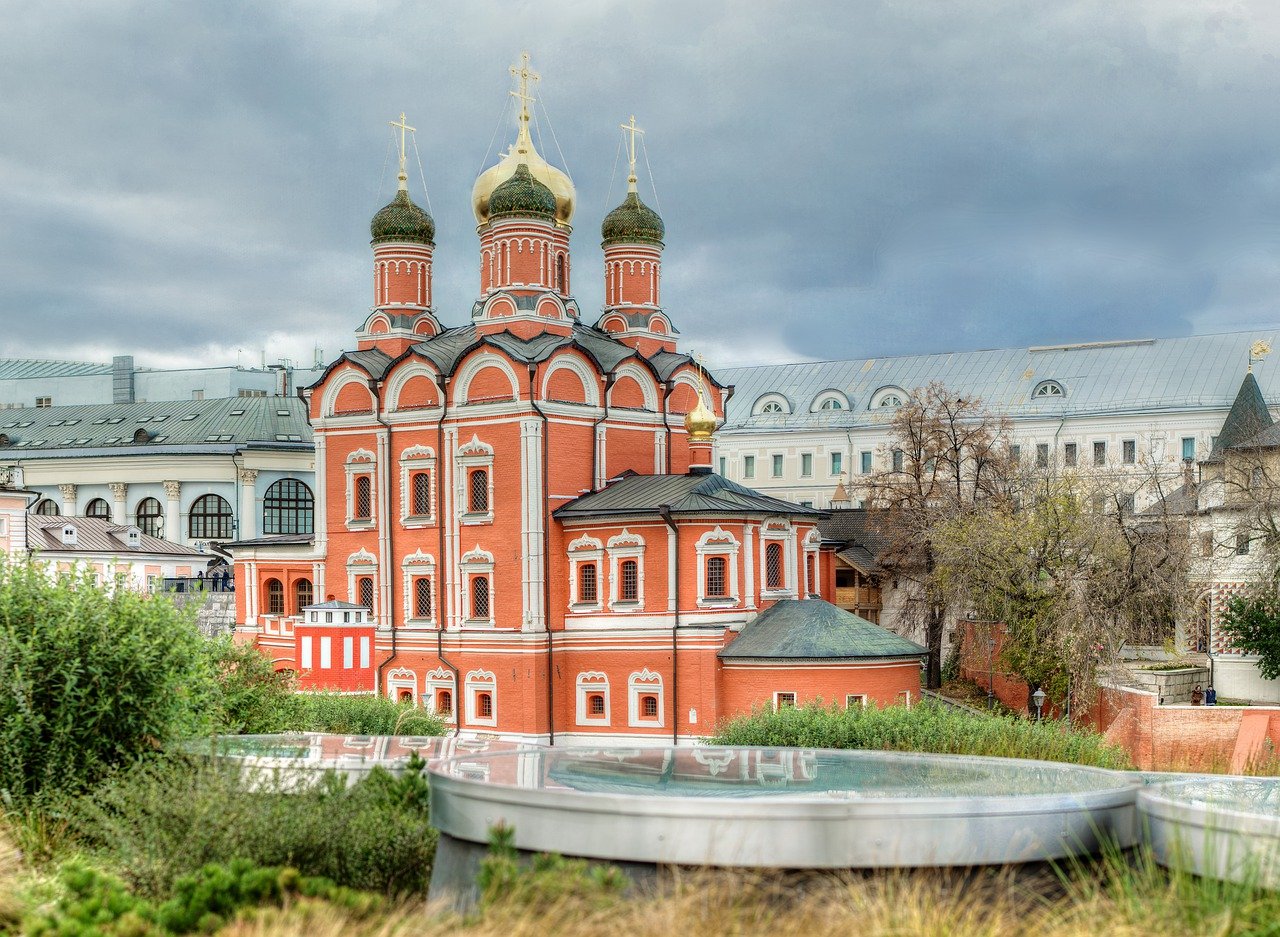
top-left (229, 61), bottom-right (924, 744)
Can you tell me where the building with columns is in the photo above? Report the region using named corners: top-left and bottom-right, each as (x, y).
top-left (230, 59), bottom-right (925, 744)
top-left (0, 396), bottom-right (313, 551)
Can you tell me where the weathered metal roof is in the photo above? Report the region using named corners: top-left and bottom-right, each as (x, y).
top-left (718, 329), bottom-right (1280, 431)
top-left (0, 396), bottom-right (311, 455)
top-left (1209, 372), bottom-right (1274, 460)
top-left (719, 598), bottom-right (927, 660)
top-left (554, 471), bottom-right (822, 519)
top-left (0, 357), bottom-right (118, 380)
top-left (225, 534), bottom-right (314, 548)
top-left (27, 514), bottom-right (204, 557)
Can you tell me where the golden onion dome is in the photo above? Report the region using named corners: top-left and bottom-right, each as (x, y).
top-left (472, 131), bottom-right (575, 227)
top-left (685, 390), bottom-right (719, 440)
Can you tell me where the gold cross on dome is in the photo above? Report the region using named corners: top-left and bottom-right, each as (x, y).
top-left (621, 115), bottom-right (644, 190)
top-left (389, 112), bottom-right (415, 182)
top-left (509, 52), bottom-right (540, 124)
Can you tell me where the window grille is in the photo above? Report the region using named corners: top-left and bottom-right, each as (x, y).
top-left (589, 694), bottom-right (605, 715)
top-left (468, 469), bottom-right (489, 513)
top-left (189, 493), bottom-right (233, 539)
top-left (620, 559), bottom-right (639, 602)
top-left (358, 576), bottom-right (374, 611)
top-left (294, 578), bottom-right (313, 612)
top-left (579, 563), bottom-right (597, 603)
top-left (706, 556), bottom-right (727, 597)
top-left (414, 577), bottom-right (432, 618)
top-left (136, 497), bottom-right (163, 537)
top-left (354, 475), bottom-right (372, 519)
top-left (478, 692), bottom-right (493, 718)
top-left (265, 578), bottom-right (284, 615)
top-left (411, 471), bottom-right (431, 515)
top-left (263, 479), bottom-right (314, 535)
top-left (437, 690), bottom-right (452, 714)
top-left (472, 576), bottom-right (490, 619)
top-left (766, 542), bottom-right (783, 589)
top-left (642, 694), bottom-right (658, 717)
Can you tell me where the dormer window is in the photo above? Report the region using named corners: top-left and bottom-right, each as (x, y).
top-left (1033, 380), bottom-right (1065, 399)
top-left (870, 386), bottom-right (907, 410)
top-left (60, 525), bottom-right (77, 546)
top-left (811, 390), bottom-right (850, 412)
top-left (752, 393), bottom-right (791, 417)
top-left (125, 526), bottom-right (141, 547)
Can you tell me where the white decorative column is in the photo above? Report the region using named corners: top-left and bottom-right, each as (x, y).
top-left (58, 483), bottom-right (77, 516)
top-left (238, 469), bottom-right (258, 540)
top-left (108, 482), bottom-right (128, 525)
top-left (162, 480), bottom-right (181, 542)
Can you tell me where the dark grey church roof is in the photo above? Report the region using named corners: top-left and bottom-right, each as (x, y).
top-left (719, 599), bottom-right (927, 661)
top-left (554, 472), bottom-right (821, 519)
top-left (819, 509), bottom-right (891, 575)
top-left (1208, 371), bottom-right (1274, 461)
top-left (0, 396), bottom-right (311, 457)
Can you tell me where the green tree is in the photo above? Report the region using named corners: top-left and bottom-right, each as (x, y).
top-left (1220, 592), bottom-right (1280, 680)
top-left (0, 557), bottom-right (215, 804)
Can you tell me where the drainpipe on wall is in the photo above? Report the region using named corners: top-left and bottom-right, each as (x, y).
top-left (434, 375), bottom-right (461, 736)
top-left (529, 363), bottom-right (555, 745)
top-left (370, 379), bottom-right (398, 699)
top-left (660, 505), bottom-right (680, 745)
top-left (590, 371), bottom-right (616, 491)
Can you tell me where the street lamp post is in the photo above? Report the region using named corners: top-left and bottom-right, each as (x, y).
top-left (1032, 686), bottom-right (1046, 722)
top-left (987, 635), bottom-right (996, 709)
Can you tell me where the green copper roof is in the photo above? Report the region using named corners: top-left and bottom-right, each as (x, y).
top-left (489, 163), bottom-right (556, 221)
top-left (1208, 371), bottom-right (1273, 461)
top-left (719, 599), bottom-right (927, 661)
top-left (601, 191), bottom-right (664, 245)
top-left (370, 189), bottom-right (435, 245)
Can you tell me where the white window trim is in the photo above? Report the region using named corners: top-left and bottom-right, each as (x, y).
top-left (300, 635), bottom-right (313, 670)
top-left (803, 528), bottom-right (822, 598)
top-left (424, 667), bottom-right (456, 714)
top-left (752, 392), bottom-right (791, 416)
top-left (319, 636), bottom-right (332, 669)
top-left (774, 690), bottom-right (797, 711)
top-left (607, 529), bottom-right (646, 611)
top-left (695, 527), bottom-right (740, 607)
top-left (399, 445), bottom-right (437, 526)
top-left (465, 669), bottom-right (497, 727)
top-left (461, 546), bottom-right (495, 627)
top-left (760, 519), bottom-right (797, 599)
top-left (386, 667), bottom-right (416, 703)
top-left (811, 390), bottom-right (850, 412)
top-left (343, 636), bottom-right (354, 669)
top-left (344, 449), bottom-right (377, 530)
top-left (457, 436), bottom-right (495, 525)
top-left (567, 535), bottom-right (605, 612)
top-left (627, 669), bottom-right (665, 727)
top-left (575, 671), bottom-right (611, 726)
top-left (846, 694), bottom-right (867, 709)
top-left (345, 548), bottom-right (379, 621)
top-left (401, 549), bottom-right (437, 625)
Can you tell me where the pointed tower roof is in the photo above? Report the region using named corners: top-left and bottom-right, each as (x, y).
top-left (831, 477), bottom-right (851, 506)
top-left (1208, 370), bottom-right (1274, 461)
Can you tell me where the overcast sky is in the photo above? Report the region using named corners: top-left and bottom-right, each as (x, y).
top-left (3, 1), bottom-right (1280, 371)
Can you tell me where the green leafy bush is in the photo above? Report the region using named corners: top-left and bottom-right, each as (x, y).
top-left (67, 753), bottom-right (437, 898)
top-left (1220, 593), bottom-right (1280, 680)
top-left (23, 858), bottom-right (380, 935)
top-left (479, 824), bottom-right (626, 913)
top-left (709, 701), bottom-right (1132, 770)
top-left (0, 558), bottom-right (215, 805)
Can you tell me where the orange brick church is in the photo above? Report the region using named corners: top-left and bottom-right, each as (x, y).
top-left (230, 57), bottom-right (924, 743)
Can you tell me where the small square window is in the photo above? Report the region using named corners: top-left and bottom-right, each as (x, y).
top-left (1181, 437), bottom-right (1196, 461)
top-left (845, 694), bottom-right (866, 709)
top-left (800, 453), bottom-right (813, 477)
top-left (771, 454), bottom-right (784, 477)
top-left (1063, 442), bottom-right (1077, 467)
top-left (774, 691), bottom-right (797, 710)
top-left (860, 451), bottom-right (873, 474)
top-left (743, 455), bottom-right (755, 479)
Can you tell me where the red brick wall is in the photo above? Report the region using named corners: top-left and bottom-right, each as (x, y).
top-left (717, 661), bottom-right (921, 724)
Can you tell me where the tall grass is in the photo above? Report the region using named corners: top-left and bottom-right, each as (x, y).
top-left (709, 702), bottom-right (1133, 770)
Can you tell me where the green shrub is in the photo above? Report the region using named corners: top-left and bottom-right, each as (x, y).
top-left (479, 824), bottom-right (626, 913)
top-left (0, 558), bottom-right (215, 805)
top-left (23, 858), bottom-right (381, 935)
top-left (285, 693), bottom-right (446, 736)
top-left (66, 752), bottom-right (437, 898)
top-left (709, 701), bottom-right (1132, 770)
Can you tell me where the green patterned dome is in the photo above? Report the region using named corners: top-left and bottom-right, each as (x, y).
top-left (370, 188), bottom-right (435, 245)
top-left (601, 191), bottom-right (664, 246)
top-left (488, 163), bottom-right (557, 221)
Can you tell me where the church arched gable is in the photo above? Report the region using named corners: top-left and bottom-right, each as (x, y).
top-left (451, 350), bottom-right (522, 406)
top-left (540, 352), bottom-right (601, 407)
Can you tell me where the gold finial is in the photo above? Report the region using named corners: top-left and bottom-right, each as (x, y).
top-left (509, 51), bottom-right (540, 155)
top-left (685, 353), bottom-right (719, 441)
top-left (620, 114), bottom-right (644, 193)
top-left (1250, 339), bottom-right (1272, 373)
top-left (389, 112), bottom-right (415, 191)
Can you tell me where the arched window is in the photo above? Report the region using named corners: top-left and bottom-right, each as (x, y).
top-left (265, 578), bottom-right (284, 615)
top-left (437, 689), bottom-right (453, 714)
top-left (414, 576), bottom-right (432, 618)
top-left (398, 689), bottom-right (413, 704)
top-left (579, 562), bottom-right (598, 603)
top-left (85, 498), bottom-right (111, 521)
top-left (820, 398), bottom-right (843, 410)
top-left (468, 469), bottom-right (489, 513)
top-left (263, 479), bottom-right (314, 535)
top-left (478, 691), bottom-right (494, 718)
top-left (806, 555), bottom-right (816, 596)
top-left (620, 559), bottom-right (639, 602)
top-left (706, 556), bottom-right (727, 597)
top-left (358, 576), bottom-right (374, 611)
top-left (472, 576), bottom-right (490, 620)
top-left (136, 497), bottom-right (163, 537)
top-left (294, 578), bottom-right (313, 613)
top-left (1033, 381), bottom-right (1065, 399)
top-left (411, 471), bottom-right (431, 516)
top-left (878, 394), bottom-right (903, 408)
top-left (189, 493), bottom-right (233, 539)
top-left (556, 253), bottom-right (566, 292)
top-left (761, 401), bottom-right (783, 414)
top-left (765, 542), bottom-right (784, 590)
top-left (34, 499), bottom-right (60, 516)
top-left (588, 693), bottom-right (606, 716)
top-left (642, 695), bottom-right (659, 718)
top-left (354, 475), bottom-right (372, 520)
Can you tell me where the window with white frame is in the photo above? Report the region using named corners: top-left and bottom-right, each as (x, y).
top-left (628, 669), bottom-right (664, 727)
top-left (457, 436), bottom-right (494, 523)
top-left (386, 667), bottom-right (416, 704)
top-left (871, 387), bottom-right (906, 409)
top-left (845, 694), bottom-right (867, 709)
top-left (608, 530), bottom-right (645, 609)
top-left (567, 535), bottom-right (604, 612)
top-left (465, 670), bottom-right (497, 726)
top-left (576, 672), bottom-right (611, 726)
top-left (346, 548), bottom-right (378, 619)
top-left (344, 449), bottom-right (377, 528)
top-left (401, 549), bottom-right (436, 626)
top-left (424, 667), bottom-right (455, 715)
top-left (399, 446), bottom-right (436, 525)
top-left (695, 527), bottom-right (740, 606)
top-left (752, 393), bottom-right (790, 416)
top-left (774, 691), bottom-right (797, 710)
top-left (760, 521), bottom-right (795, 597)
top-left (461, 547), bottom-right (495, 625)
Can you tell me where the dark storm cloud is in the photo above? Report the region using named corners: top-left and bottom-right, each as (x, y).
top-left (2, 0), bottom-right (1279, 369)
